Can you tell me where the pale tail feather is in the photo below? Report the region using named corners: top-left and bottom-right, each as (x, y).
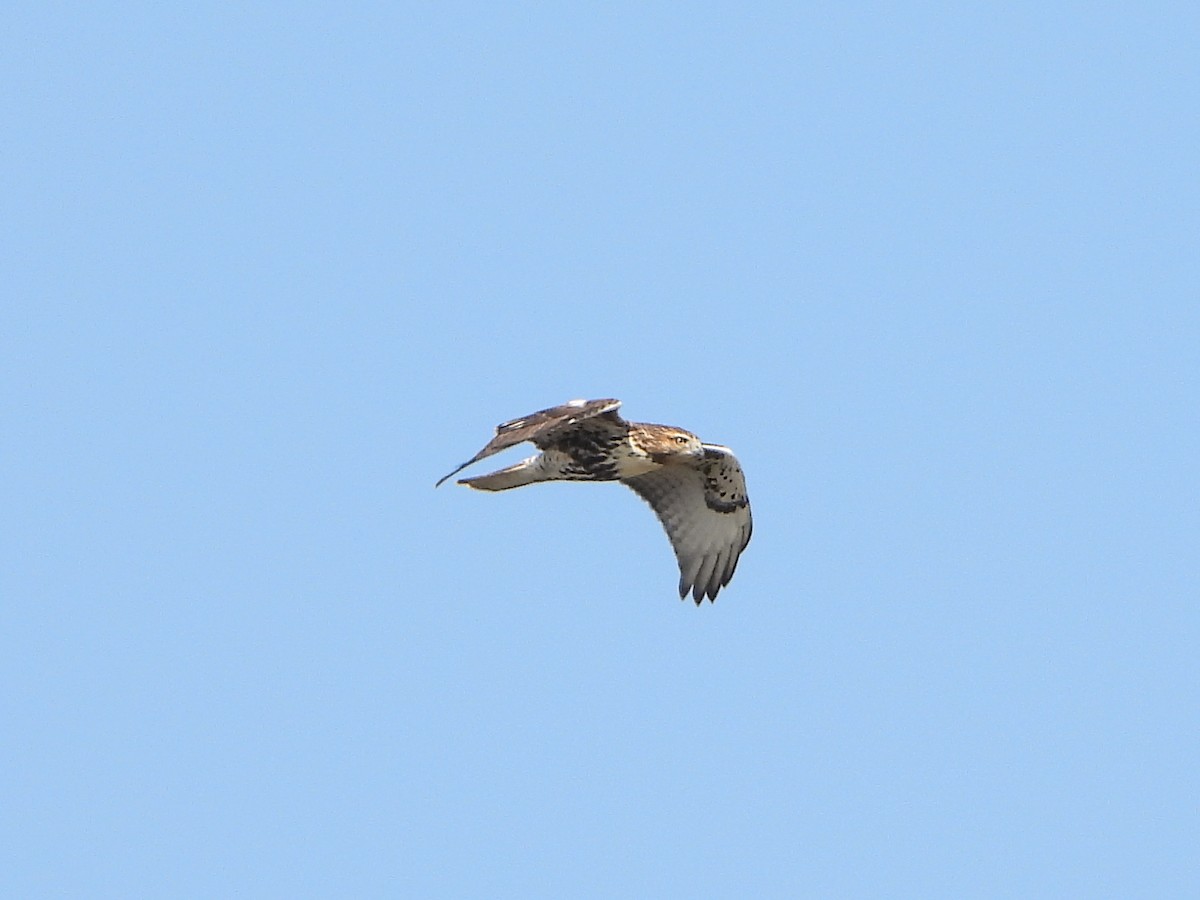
top-left (458, 457), bottom-right (546, 492)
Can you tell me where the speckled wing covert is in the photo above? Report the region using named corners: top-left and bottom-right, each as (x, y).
top-left (623, 445), bottom-right (753, 603)
top-left (435, 398), bottom-right (624, 487)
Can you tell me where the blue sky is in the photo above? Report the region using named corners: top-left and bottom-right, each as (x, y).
top-left (3, 2), bottom-right (1197, 896)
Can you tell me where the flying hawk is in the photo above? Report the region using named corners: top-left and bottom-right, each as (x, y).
top-left (436, 399), bottom-right (752, 603)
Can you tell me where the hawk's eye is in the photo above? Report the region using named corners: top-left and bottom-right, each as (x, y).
top-left (674, 435), bottom-right (688, 445)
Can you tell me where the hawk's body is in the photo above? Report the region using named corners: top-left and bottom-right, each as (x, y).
top-left (436, 399), bottom-right (752, 603)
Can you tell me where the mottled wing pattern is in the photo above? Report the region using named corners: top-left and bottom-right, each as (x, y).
top-left (623, 445), bottom-right (752, 603)
top-left (436, 398), bottom-right (623, 487)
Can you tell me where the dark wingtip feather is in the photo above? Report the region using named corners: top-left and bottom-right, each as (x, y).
top-left (680, 574), bottom-right (722, 604)
top-left (435, 456), bottom-right (480, 488)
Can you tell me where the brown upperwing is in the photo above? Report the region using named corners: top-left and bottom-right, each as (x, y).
top-left (435, 398), bottom-right (624, 487)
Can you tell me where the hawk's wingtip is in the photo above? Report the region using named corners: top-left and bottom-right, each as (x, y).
top-left (435, 458), bottom-right (476, 488)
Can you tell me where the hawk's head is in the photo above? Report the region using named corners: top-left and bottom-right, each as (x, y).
top-left (633, 425), bottom-right (704, 465)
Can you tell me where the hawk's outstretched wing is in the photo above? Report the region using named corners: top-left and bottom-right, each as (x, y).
top-left (435, 398), bottom-right (624, 487)
top-left (623, 445), bottom-right (752, 603)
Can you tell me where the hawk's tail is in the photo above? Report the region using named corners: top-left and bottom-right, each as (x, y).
top-left (458, 457), bottom-right (545, 492)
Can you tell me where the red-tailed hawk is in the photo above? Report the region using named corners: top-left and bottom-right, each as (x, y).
top-left (436, 399), bottom-right (752, 603)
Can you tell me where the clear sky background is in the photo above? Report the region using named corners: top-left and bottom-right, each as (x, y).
top-left (3, 3), bottom-right (1197, 897)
